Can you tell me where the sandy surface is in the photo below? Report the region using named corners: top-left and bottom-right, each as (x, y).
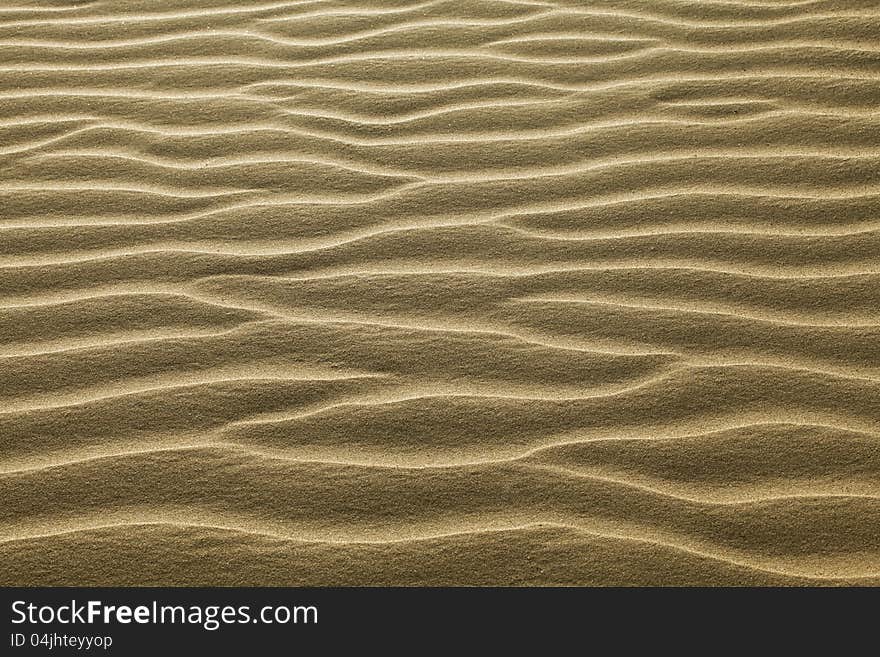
top-left (1, 0), bottom-right (879, 585)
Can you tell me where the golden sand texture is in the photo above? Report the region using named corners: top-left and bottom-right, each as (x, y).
top-left (1, 0), bottom-right (879, 586)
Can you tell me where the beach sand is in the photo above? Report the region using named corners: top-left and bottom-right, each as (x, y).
top-left (0, 0), bottom-right (879, 585)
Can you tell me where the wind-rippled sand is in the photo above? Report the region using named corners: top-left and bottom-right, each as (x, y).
top-left (1, 0), bottom-right (879, 586)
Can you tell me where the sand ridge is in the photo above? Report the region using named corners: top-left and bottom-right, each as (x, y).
top-left (0, 0), bottom-right (879, 585)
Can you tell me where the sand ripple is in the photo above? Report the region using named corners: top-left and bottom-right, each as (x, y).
top-left (1, 0), bottom-right (878, 585)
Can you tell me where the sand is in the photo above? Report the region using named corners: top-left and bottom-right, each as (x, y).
top-left (0, 0), bottom-right (879, 586)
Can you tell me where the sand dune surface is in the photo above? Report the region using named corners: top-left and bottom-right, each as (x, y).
top-left (1, 0), bottom-right (879, 586)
